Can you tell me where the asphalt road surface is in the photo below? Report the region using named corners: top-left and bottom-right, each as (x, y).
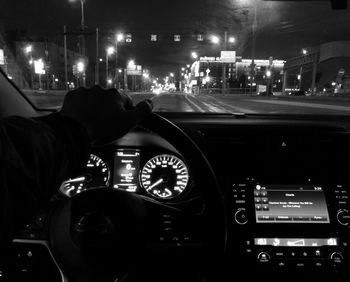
top-left (25, 91), bottom-right (350, 116)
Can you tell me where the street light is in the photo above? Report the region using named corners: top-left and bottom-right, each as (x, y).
top-left (25, 45), bottom-right (32, 54)
top-left (107, 46), bottom-right (115, 55)
top-left (106, 46), bottom-right (115, 87)
top-left (302, 49), bottom-right (308, 55)
top-left (128, 60), bottom-right (136, 68)
top-left (170, 73), bottom-right (174, 77)
top-left (191, 52), bottom-right (198, 59)
top-left (229, 37), bottom-right (236, 43)
top-left (116, 33), bottom-right (124, 42)
top-left (77, 61), bottom-right (85, 73)
top-left (266, 70), bottom-right (272, 78)
top-left (211, 35), bottom-right (220, 44)
top-left (114, 33), bottom-right (125, 89)
top-left (24, 45), bottom-right (34, 89)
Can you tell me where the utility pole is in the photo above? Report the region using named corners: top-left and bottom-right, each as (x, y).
top-left (106, 52), bottom-right (109, 87)
top-left (80, 0), bottom-right (86, 57)
top-left (222, 31), bottom-right (227, 95)
top-left (64, 26), bottom-right (68, 90)
top-left (45, 37), bottom-right (49, 90)
top-left (95, 28), bottom-right (99, 85)
top-left (250, 1), bottom-right (258, 96)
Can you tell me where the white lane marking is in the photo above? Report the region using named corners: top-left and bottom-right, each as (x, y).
top-left (185, 95), bottom-right (206, 112)
top-left (205, 96), bottom-right (258, 114)
top-left (249, 99), bottom-right (350, 111)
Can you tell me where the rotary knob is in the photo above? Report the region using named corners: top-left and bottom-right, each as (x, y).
top-left (337, 209), bottom-right (350, 226)
top-left (234, 209), bottom-right (248, 225)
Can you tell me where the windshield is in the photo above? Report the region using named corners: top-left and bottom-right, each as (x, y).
top-left (2, 0), bottom-right (350, 115)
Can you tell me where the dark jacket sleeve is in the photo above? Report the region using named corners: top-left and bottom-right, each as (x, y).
top-left (0, 113), bottom-right (90, 242)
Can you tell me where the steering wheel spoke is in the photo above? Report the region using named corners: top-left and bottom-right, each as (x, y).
top-left (140, 195), bottom-right (204, 245)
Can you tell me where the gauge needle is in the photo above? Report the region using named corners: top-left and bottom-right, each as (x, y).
top-left (148, 178), bottom-right (163, 190)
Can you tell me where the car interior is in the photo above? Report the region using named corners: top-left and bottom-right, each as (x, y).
top-left (1, 58), bottom-right (350, 282)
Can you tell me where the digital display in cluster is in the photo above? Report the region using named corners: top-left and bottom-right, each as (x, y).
top-left (113, 149), bottom-right (140, 192)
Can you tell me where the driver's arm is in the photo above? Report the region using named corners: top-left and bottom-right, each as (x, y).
top-left (0, 86), bottom-right (152, 245)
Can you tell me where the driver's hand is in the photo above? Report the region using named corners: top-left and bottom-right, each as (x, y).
top-left (60, 86), bottom-right (153, 144)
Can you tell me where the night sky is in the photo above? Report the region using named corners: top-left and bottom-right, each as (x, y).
top-left (1, 0), bottom-right (350, 76)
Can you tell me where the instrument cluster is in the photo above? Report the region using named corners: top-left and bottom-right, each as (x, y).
top-left (60, 148), bottom-right (190, 200)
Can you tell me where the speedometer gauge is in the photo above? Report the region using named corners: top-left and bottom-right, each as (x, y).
top-left (141, 154), bottom-right (189, 199)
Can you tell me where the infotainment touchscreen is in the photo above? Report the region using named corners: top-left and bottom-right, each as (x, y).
top-left (254, 184), bottom-right (330, 223)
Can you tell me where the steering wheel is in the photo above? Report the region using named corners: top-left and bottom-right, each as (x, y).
top-left (48, 113), bottom-right (227, 282)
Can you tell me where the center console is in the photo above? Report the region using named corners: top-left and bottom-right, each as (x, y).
top-left (230, 179), bottom-right (350, 280)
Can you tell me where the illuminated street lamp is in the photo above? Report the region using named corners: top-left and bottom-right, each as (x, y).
top-left (24, 45), bottom-right (34, 89)
top-left (128, 60), bottom-right (136, 68)
top-left (114, 33), bottom-right (125, 89)
top-left (25, 45), bottom-right (32, 54)
top-left (181, 67), bottom-right (185, 72)
top-left (186, 64), bottom-right (190, 68)
top-left (229, 37), bottom-right (236, 44)
top-left (191, 52), bottom-right (198, 59)
top-left (116, 33), bottom-right (124, 42)
top-left (266, 70), bottom-right (272, 78)
top-left (170, 73), bottom-right (174, 77)
top-left (106, 46), bottom-right (115, 87)
top-left (211, 35), bottom-right (220, 44)
top-left (302, 49), bottom-right (308, 55)
top-left (77, 61), bottom-right (85, 73)
top-left (107, 46), bottom-right (115, 55)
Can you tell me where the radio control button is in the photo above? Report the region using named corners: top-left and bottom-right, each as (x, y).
top-left (337, 210), bottom-right (350, 225)
top-left (295, 262), bottom-right (306, 268)
top-left (234, 210), bottom-right (248, 225)
top-left (276, 261), bottom-right (287, 268)
top-left (314, 261), bottom-right (324, 268)
top-left (330, 252), bottom-right (344, 267)
top-left (274, 251), bottom-right (285, 258)
top-left (257, 252), bottom-right (270, 263)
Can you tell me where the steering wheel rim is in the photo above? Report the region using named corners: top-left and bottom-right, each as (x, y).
top-left (49, 112), bottom-right (227, 281)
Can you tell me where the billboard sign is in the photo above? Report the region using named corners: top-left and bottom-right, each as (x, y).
top-left (127, 65), bottom-right (142, 76)
top-left (220, 51), bottom-right (236, 63)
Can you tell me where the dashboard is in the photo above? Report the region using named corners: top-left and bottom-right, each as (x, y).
top-left (12, 113), bottom-right (350, 282)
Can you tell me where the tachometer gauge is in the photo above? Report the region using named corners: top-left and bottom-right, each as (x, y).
top-left (140, 154), bottom-right (189, 199)
top-left (86, 154), bottom-right (110, 187)
top-left (60, 154), bottom-right (110, 197)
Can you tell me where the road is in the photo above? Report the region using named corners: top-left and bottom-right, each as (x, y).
top-left (25, 90), bottom-right (350, 115)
